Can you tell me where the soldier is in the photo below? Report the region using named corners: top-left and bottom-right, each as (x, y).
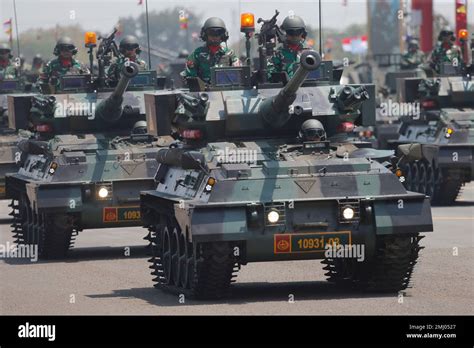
top-left (181, 17), bottom-right (240, 84)
top-left (106, 35), bottom-right (147, 84)
top-left (38, 37), bottom-right (89, 88)
top-left (299, 119), bottom-right (326, 142)
top-left (267, 15), bottom-right (309, 80)
top-left (0, 43), bottom-right (18, 80)
top-left (429, 28), bottom-right (461, 73)
top-left (31, 54), bottom-right (44, 74)
top-left (400, 39), bottom-right (425, 70)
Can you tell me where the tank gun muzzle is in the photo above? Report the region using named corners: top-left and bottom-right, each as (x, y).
top-left (95, 61), bottom-right (139, 122)
top-left (259, 50), bottom-right (321, 128)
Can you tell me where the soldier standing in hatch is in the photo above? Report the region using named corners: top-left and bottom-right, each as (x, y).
top-left (181, 17), bottom-right (240, 84)
top-left (400, 39), bottom-right (425, 70)
top-left (0, 43), bottom-right (19, 80)
top-left (38, 37), bottom-right (89, 89)
top-left (267, 15), bottom-right (309, 80)
top-left (106, 35), bottom-right (147, 84)
top-left (429, 28), bottom-right (461, 73)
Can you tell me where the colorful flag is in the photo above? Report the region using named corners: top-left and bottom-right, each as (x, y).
top-left (341, 35), bottom-right (367, 54)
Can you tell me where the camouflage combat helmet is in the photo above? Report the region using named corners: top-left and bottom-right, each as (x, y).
top-left (299, 119), bottom-right (326, 141)
top-left (0, 43), bottom-right (12, 58)
top-left (32, 54), bottom-right (43, 63)
top-left (438, 27), bottom-right (455, 42)
top-left (408, 39), bottom-right (419, 49)
top-left (200, 17), bottom-right (229, 43)
top-left (119, 35), bottom-right (141, 54)
top-left (178, 49), bottom-right (189, 58)
top-left (53, 37), bottom-right (78, 55)
top-left (132, 120), bottom-right (147, 134)
top-left (281, 15), bottom-right (308, 39)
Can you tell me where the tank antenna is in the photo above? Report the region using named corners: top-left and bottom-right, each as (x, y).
top-left (145, 0), bottom-right (152, 68)
top-left (318, 0), bottom-right (322, 57)
top-left (13, 0), bottom-right (21, 69)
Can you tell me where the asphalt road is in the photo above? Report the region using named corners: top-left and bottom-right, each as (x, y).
top-left (0, 184), bottom-right (472, 315)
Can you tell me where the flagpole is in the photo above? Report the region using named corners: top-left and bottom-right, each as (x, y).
top-left (12, 0), bottom-right (21, 59)
top-left (318, 0), bottom-right (322, 57)
top-left (145, 0), bottom-right (151, 68)
top-left (8, 18), bottom-right (13, 47)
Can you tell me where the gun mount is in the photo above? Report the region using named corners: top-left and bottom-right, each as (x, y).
top-left (258, 50), bottom-right (321, 127)
top-left (95, 62), bottom-right (139, 122)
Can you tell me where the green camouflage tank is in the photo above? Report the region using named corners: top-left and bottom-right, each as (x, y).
top-left (140, 50), bottom-right (433, 299)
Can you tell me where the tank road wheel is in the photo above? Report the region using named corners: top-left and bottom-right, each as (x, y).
top-left (149, 215), bottom-right (238, 299)
top-left (432, 170), bottom-right (463, 205)
top-left (417, 161), bottom-right (427, 195)
top-left (425, 162), bottom-right (435, 199)
top-left (410, 162), bottom-right (420, 193)
top-left (161, 225), bottom-right (173, 285)
top-left (324, 234), bottom-right (424, 292)
top-left (178, 230), bottom-right (189, 289)
top-left (40, 214), bottom-right (74, 259)
top-left (171, 228), bottom-right (180, 286)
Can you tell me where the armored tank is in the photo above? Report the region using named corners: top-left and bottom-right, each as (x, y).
top-left (381, 33), bottom-right (474, 204)
top-left (5, 62), bottom-right (167, 259)
top-left (390, 61), bottom-right (474, 204)
top-left (0, 78), bottom-right (33, 199)
top-left (140, 50), bottom-right (433, 299)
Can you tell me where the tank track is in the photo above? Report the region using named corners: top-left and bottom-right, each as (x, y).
top-left (401, 160), bottom-right (464, 205)
top-left (9, 196), bottom-right (75, 259)
top-left (322, 234), bottom-right (424, 292)
top-left (432, 170), bottom-right (463, 205)
top-left (146, 213), bottom-right (240, 300)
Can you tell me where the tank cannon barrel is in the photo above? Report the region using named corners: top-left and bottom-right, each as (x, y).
top-left (95, 61), bottom-right (139, 122)
top-left (259, 50), bottom-right (321, 128)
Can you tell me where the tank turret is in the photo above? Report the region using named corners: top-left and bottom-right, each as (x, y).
top-left (258, 50), bottom-right (321, 127)
top-left (95, 62), bottom-right (139, 122)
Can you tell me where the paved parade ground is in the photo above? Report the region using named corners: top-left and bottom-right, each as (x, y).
top-left (0, 184), bottom-right (472, 316)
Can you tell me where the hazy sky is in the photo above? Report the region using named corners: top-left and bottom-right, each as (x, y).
top-left (1, 0), bottom-right (473, 44)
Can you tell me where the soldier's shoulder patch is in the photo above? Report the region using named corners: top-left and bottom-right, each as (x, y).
top-left (186, 60), bottom-right (195, 68)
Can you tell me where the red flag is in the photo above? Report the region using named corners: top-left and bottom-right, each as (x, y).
top-left (3, 19), bottom-right (12, 26)
top-left (138, 0), bottom-right (143, 5)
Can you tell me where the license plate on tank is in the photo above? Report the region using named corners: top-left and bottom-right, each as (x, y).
top-left (103, 207), bottom-right (141, 222)
top-left (274, 231), bottom-right (351, 254)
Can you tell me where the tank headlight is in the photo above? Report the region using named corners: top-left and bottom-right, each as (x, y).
top-left (98, 187), bottom-right (109, 199)
top-left (342, 207), bottom-right (355, 220)
top-left (267, 210), bottom-right (280, 224)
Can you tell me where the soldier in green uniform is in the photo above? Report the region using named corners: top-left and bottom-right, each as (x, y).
top-left (106, 35), bottom-right (147, 85)
top-left (400, 39), bottom-right (425, 70)
top-left (38, 37), bottom-right (89, 90)
top-left (429, 28), bottom-right (461, 73)
top-left (181, 17), bottom-right (240, 84)
top-left (0, 43), bottom-right (19, 80)
top-left (267, 15), bottom-right (309, 80)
